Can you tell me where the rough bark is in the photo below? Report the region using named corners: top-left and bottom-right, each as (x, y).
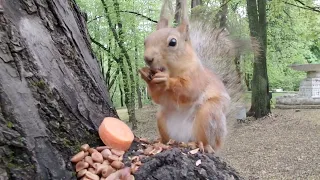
top-left (0, 0), bottom-right (118, 179)
top-left (246, 0), bottom-right (270, 118)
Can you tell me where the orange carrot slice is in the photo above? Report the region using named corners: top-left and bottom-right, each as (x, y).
top-left (98, 117), bottom-right (134, 151)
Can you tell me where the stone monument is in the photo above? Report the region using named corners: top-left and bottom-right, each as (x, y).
top-left (276, 64), bottom-right (320, 109)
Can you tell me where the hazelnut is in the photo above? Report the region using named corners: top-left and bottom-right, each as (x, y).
top-left (102, 160), bottom-right (110, 165)
top-left (75, 161), bottom-right (89, 172)
top-left (101, 166), bottom-right (115, 178)
top-left (91, 152), bottom-right (103, 163)
top-left (111, 149), bottom-right (125, 156)
top-left (85, 171), bottom-right (99, 180)
top-left (81, 144), bottom-right (90, 152)
top-left (96, 146), bottom-right (110, 152)
top-left (88, 148), bottom-right (98, 154)
top-left (84, 156), bottom-right (94, 167)
top-left (88, 167), bottom-right (96, 174)
top-left (106, 154), bottom-right (119, 162)
top-left (101, 149), bottom-right (112, 159)
top-left (71, 151), bottom-right (85, 163)
top-left (95, 164), bottom-right (108, 174)
top-left (110, 161), bottom-right (124, 169)
top-left (93, 163), bottom-right (102, 169)
top-left (77, 169), bottom-right (87, 178)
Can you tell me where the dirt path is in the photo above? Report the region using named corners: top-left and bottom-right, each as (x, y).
top-left (118, 107), bottom-right (320, 179)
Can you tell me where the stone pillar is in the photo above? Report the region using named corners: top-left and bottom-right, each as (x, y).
top-left (299, 71), bottom-right (320, 98)
top-left (275, 64), bottom-right (320, 109)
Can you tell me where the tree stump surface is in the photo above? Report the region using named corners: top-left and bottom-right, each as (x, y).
top-left (123, 141), bottom-right (244, 180)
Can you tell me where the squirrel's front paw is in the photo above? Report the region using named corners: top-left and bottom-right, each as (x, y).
top-left (151, 72), bottom-right (169, 87)
top-left (139, 67), bottom-right (153, 81)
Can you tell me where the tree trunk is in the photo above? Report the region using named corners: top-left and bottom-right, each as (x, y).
top-left (191, 0), bottom-right (202, 8)
top-left (245, 73), bottom-right (251, 91)
top-left (119, 81), bottom-right (125, 107)
top-left (219, 0), bottom-right (228, 28)
top-left (100, 0), bottom-right (137, 129)
top-left (246, 0), bottom-right (270, 118)
top-left (135, 39), bottom-right (143, 109)
top-left (0, 0), bottom-right (118, 179)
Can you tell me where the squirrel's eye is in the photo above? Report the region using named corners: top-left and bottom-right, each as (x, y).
top-left (168, 38), bottom-right (177, 47)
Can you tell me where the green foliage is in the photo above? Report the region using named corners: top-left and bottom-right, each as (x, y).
top-left (266, 0), bottom-right (320, 90)
top-left (75, 0), bottom-right (320, 110)
top-left (76, 0), bottom-right (161, 108)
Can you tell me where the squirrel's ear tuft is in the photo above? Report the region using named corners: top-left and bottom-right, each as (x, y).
top-left (156, 19), bottom-right (169, 30)
top-left (156, 0), bottom-right (173, 30)
top-left (177, 20), bottom-right (190, 41)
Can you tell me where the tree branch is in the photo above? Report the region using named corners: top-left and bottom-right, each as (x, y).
top-left (87, 11), bottom-right (157, 24)
top-left (90, 36), bottom-right (119, 63)
top-left (120, 10), bottom-right (157, 23)
top-left (220, 0), bottom-right (233, 9)
top-left (87, 16), bottom-right (104, 24)
top-left (293, 0), bottom-right (320, 11)
top-left (284, 1), bottom-right (320, 13)
top-left (108, 67), bottom-right (120, 91)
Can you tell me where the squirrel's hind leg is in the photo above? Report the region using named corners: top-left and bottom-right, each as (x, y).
top-left (156, 110), bottom-right (170, 144)
top-left (193, 98), bottom-right (227, 152)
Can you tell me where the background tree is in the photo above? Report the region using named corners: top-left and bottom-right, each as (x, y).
top-left (75, 0), bottom-right (320, 119)
top-left (246, 0), bottom-right (270, 118)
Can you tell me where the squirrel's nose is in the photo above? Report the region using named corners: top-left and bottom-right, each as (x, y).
top-left (144, 56), bottom-right (154, 65)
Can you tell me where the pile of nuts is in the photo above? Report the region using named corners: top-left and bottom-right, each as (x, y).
top-left (71, 138), bottom-right (214, 179)
top-left (136, 138), bottom-right (215, 154)
top-left (71, 144), bottom-right (136, 180)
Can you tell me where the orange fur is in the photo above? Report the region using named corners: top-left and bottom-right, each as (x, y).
top-left (156, 110), bottom-right (170, 144)
top-left (138, 0), bottom-right (231, 151)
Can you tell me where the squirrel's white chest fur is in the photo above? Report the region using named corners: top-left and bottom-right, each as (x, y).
top-left (162, 94), bottom-right (205, 143)
top-left (165, 105), bottom-right (197, 142)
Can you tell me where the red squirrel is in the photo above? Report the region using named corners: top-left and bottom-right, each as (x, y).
top-left (139, 0), bottom-right (255, 152)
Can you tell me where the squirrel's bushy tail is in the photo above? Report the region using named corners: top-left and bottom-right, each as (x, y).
top-left (189, 21), bottom-right (258, 118)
